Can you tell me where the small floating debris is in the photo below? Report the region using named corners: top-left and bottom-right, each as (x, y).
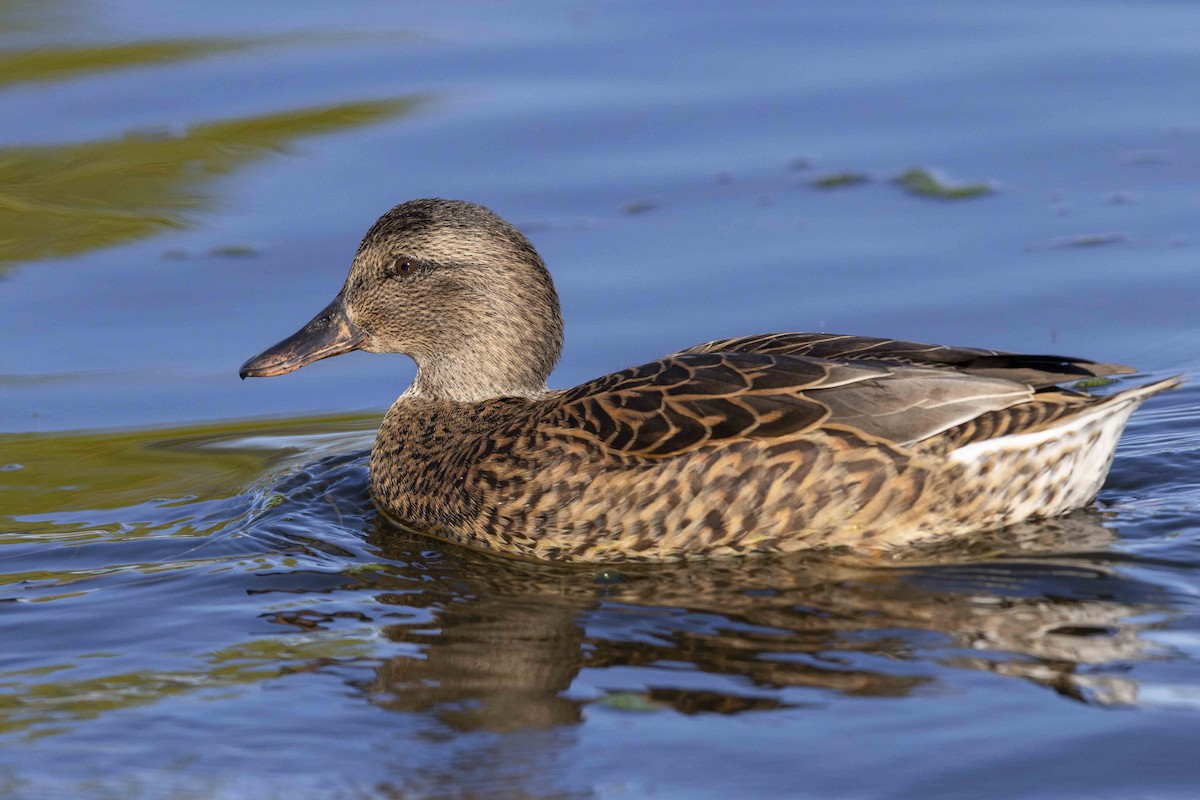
top-left (811, 172), bottom-right (869, 189)
top-left (1119, 149), bottom-right (1170, 166)
top-left (1025, 232), bottom-right (1130, 252)
top-left (1074, 376), bottom-right (1118, 390)
top-left (263, 493), bottom-right (286, 509)
top-left (894, 168), bottom-right (993, 200)
top-left (622, 200), bottom-right (657, 215)
top-left (1051, 232), bottom-right (1129, 249)
top-left (162, 244), bottom-right (263, 259)
top-left (343, 562), bottom-right (387, 576)
top-left (787, 156), bottom-right (812, 171)
top-left (596, 691), bottom-right (668, 713)
top-left (209, 244), bottom-right (261, 258)
top-left (593, 567), bottom-right (625, 585)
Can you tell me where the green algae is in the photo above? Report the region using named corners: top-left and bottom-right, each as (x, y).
top-left (1074, 376), bottom-right (1119, 389)
top-left (811, 172), bottom-right (869, 189)
top-left (596, 691), bottom-right (668, 713)
top-left (894, 168), bottom-right (993, 199)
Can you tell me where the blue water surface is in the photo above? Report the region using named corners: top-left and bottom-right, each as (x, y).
top-left (1, 2), bottom-right (1199, 798)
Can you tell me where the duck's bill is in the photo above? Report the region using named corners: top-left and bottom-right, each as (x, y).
top-left (239, 294), bottom-right (366, 379)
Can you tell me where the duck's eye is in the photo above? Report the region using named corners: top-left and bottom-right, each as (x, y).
top-left (387, 258), bottom-right (416, 278)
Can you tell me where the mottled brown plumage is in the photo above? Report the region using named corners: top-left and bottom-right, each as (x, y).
top-left (241, 198), bottom-right (1182, 562)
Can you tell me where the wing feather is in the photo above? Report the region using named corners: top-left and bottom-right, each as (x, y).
top-left (677, 332), bottom-right (1134, 387)
top-left (546, 350), bottom-right (1047, 459)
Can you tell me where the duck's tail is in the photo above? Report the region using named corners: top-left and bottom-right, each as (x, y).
top-left (945, 374), bottom-right (1183, 526)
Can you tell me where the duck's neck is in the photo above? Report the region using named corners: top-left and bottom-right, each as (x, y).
top-left (409, 351), bottom-right (552, 402)
top-left (398, 260), bottom-right (564, 402)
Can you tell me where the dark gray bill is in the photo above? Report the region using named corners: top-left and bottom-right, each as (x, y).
top-left (239, 293), bottom-right (366, 379)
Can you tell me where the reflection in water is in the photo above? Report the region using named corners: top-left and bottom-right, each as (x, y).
top-left (0, 37), bottom-right (260, 89)
top-left (0, 426), bottom-right (1175, 742)
top-left (357, 510), bottom-right (1166, 737)
top-left (0, 2), bottom-right (426, 272)
top-left (0, 417), bottom-right (1192, 796)
top-left (0, 412), bottom-right (378, 518)
top-left (0, 97), bottom-right (425, 269)
top-left (372, 595), bottom-right (585, 731)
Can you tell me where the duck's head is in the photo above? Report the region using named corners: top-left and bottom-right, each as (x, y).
top-left (240, 199), bottom-right (564, 402)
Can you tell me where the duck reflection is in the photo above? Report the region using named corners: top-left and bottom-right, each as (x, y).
top-left (369, 593), bottom-right (586, 731)
top-left (349, 509), bottom-right (1167, 733)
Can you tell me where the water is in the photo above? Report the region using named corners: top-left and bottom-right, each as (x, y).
top-left (2, 1), bottom-right (1200, 797)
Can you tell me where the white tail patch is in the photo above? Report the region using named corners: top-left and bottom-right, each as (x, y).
top-left (946, 378), bottom-right (1180, 523)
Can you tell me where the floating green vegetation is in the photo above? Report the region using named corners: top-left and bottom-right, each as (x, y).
top-left (596, 691), bottom-right (668, 713)
top-left (0, 38), bottom-right (259, 88)
top-left (811, 172), bottom-right (869, 189)
top-left (1074, 376), bottom-right (1119, 389)
top-left (343, 562), bottom-right (388, 576)
top-left (894, 168), bottom-right (993, 200)
top-left (0, 96), bottom-right (426, 270)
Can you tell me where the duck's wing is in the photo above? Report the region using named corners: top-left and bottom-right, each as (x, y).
top-left (543, 351), bottom-right (1036, 460)
top-left (675, 333), bottom-right (1134, 388)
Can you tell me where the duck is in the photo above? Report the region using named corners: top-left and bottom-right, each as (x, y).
top-left (240, 198), bottom-right (1180, 562)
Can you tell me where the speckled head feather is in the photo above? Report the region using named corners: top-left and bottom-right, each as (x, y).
top-left (343, 199), bottom-right (564, 401)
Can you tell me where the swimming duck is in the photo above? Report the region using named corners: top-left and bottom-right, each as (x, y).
top-left (241, 199), bottom-right (1179, 562)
